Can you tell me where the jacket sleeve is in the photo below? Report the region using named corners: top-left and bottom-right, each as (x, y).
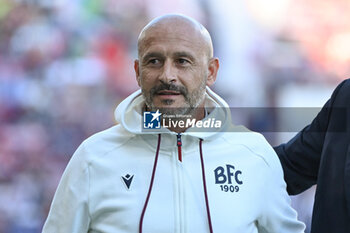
top-left (42, 143), bottom-right (91, 233)
top-left (257, 144), bottom-right (306, 233)
top-left (274, 80), bottom-right (347, 195)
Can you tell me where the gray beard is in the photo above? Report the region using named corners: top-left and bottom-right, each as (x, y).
top-left (142, 84), bottom-right (206, 116)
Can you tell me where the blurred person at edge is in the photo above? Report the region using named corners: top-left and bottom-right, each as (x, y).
top-left (42, 14), bottom-right (305, 233)
top-left (275, 78), bottom-right (350, 233)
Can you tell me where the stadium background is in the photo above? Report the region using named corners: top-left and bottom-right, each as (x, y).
top-left (0, 0), bottom-right (349, 232)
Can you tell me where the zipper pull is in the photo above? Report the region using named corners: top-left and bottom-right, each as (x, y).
top-left (176, 133), bottom-right (182, 162)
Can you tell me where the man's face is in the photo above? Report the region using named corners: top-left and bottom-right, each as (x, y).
top-left (135, 24), bottom-right (216, 115)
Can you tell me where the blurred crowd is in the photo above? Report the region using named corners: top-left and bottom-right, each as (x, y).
top-left (0, 1), bottom-right (143, 232)
top-left (0, 0), bottom-right (349, 232)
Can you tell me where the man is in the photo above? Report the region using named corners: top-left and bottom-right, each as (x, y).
top-left (275, 79), bottom-right (350, 233)
top-left (43, 14), bottom-right (305, 233)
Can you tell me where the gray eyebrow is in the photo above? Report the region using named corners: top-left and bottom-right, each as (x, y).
top-left (142, 52), bottom-right (165, 63)
top-left (173, 52), bottom-right (196, 61)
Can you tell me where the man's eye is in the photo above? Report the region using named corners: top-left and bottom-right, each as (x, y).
top-left (149, 59), bottom-right (160, 64)
top-left (178, 58), bottom-right (190, 65)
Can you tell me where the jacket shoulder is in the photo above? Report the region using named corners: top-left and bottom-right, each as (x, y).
top-left (222, 126), bottom-right (281, 170)
top-left (339, 78), bottom-right (350, 90)
top-left (78, 125), bottom-right (134, 161)
top-left (331, 78), bottom-right (350, 106)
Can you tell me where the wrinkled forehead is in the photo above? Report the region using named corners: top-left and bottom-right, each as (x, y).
top-left (138, 16), bottom-right (213, 58)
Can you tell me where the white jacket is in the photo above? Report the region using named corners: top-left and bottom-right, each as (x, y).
top-left (43, 88), bottom-right (305, 233)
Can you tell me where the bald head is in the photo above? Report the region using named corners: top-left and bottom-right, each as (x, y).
top-left (134, 14), bottom-right (219, 120)
top-left (137, 14), bottom-right (214, 59)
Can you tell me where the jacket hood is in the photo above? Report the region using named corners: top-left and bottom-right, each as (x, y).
top-left (114, 87), bottom-right (233, 140)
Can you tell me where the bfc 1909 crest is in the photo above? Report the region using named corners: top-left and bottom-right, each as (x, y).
top-left (214, 164), bottom-right (243, 193)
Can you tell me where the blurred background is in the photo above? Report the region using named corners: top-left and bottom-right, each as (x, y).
top-left (0, 0), bottom-right (349, 232)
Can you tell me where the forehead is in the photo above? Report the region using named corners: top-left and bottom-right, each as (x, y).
top-left (138, 22), bottom-right (209, 58)
top-left (140, 36), bottom-right (204, 58)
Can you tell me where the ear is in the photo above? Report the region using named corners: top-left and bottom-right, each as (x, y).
top-left (206, 57), bottom-right (219, 86)
top-left (134, 59), bottom-right (141, 87)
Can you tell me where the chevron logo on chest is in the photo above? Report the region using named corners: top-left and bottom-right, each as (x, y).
top-left (121, 174), bottom-right (134, 190)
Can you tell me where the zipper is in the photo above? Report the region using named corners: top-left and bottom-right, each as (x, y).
top-left (173, 134), bottom-right (185, 233)
top-left (176, 133), bottom-right (182, 162)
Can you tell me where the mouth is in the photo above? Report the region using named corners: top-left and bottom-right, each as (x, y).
top-left (156, 90), bottom-right (182, 96)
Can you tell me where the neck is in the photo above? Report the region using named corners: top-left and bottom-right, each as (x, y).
top-left (167, 106), bottom-right (205, 133)
top-left (144, 102), bottom-right (206, 133)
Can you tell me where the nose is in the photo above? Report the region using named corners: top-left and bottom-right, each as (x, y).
top-left (159, 60), bottom-right (177, 83)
